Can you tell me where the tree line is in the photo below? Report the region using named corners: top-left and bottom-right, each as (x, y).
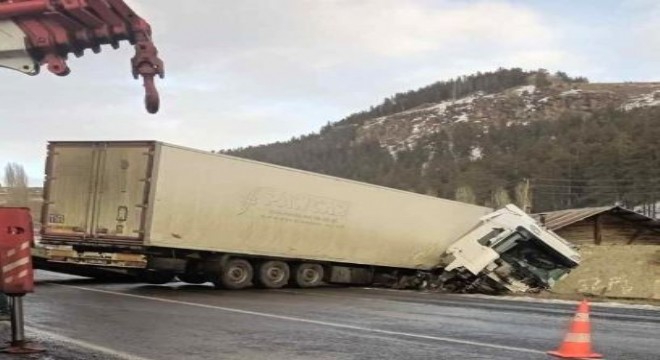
top-left (0, 163), bottom-right (29, 207)
top-left (228, 99), bottom-right (659, 213)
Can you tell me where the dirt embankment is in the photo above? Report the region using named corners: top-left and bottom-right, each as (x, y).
top-left (550, 245), bottom-right (660, 301)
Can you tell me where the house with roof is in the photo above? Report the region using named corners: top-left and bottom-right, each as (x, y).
top-left (536, 206), bottom-right (660, 246)
top-left (534, 206), bottom-right (660, 300)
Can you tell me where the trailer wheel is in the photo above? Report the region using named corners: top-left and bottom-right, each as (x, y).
top-left (215, 258), bottom-right (253, 290)
top-left (292, 263), bottom-right (324, 288)
top-left (256, 261), bottom-right (290, 289)
top-left (177, 273), bottom-right (207, 284)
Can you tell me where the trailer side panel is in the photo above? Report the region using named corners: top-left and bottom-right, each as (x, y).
top-left (146, 143), bottom-right (492, 269)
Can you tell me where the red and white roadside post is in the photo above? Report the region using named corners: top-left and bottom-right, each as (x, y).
top-left (0, 207), bottom-right (43, 354)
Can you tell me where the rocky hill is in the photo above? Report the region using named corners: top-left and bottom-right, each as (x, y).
top-left (356, 81), bottom-right (660, 156)
top-left (225, 69), bottom-right (660, 213)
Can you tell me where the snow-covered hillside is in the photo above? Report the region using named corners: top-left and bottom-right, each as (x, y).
top-left (356, 82), bottom-right (660, 156)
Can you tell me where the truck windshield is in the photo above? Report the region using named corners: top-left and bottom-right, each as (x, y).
top-left (495, 231), bottom-right (572, 288)
top-left (476, 229), bottom-right (505, 245)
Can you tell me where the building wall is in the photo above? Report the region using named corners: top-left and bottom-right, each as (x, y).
top-left (555, 213), bottom-right (660, 245)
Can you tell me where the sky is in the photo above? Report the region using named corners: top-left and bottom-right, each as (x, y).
top-left (1, 0), bottom-right (659, 185)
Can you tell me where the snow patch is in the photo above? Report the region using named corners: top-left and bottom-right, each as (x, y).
top-left (510, 85), bottom-right (539, 112)
top-left (386, 145), bottom-right (398, 158)
top-left (514, 85), bottom-right (536, 96)
top-left (469, 147), bottom-right (483, 161)
top-left (560, 89), bottom-right (582, 96)
top-left (429, 91), bottom-right (484, 116)
top-left (430, 101), bottom-right (450, 115)
top-left (621, 90), bottom-right (660, 111)
top-left (525, 103), bottom-right (537, 112)
top-left (359, 88), bottom-right (546, 156)
top-left (362, 116), bottom-right (387, 129)
top-left (454, 113), bottom-right (469, 123)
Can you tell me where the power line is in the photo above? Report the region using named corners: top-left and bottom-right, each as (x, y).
top-left (532, 184), bottom-right (660, 190)
top-left (531, 177), bottom-right (660, 183)
top-left (534, 190), bottom-right (660, 196)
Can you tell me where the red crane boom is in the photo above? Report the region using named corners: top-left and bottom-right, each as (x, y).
top-left (0, 0), bottom-right (163, 113)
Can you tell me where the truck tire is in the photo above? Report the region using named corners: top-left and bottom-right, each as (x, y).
top-left (215, 258), bottom-right (253, 290)
top-left (256, 261), bottom-right (290, 289)
top-left (177, 273), bottom-right (207, 284)
top-left (291, 263), bottom-right (324, 288)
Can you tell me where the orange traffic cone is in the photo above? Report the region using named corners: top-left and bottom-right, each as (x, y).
top-left (548, 299), bottom-right (602, 359)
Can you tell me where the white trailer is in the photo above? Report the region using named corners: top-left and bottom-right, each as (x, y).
top-left (38, 141), bottom-right (580, 292)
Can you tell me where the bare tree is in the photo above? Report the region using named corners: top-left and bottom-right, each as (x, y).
top-left (514, 180), bottom-right (532, 212)
top-left (425, 187), bottom-right (438, 197)
top-left (455, 185), bottom-right (477, 205)
top-left (491, 187), bottom-right (512, 209)
top-left (3, 163), bottom-right (29, 206)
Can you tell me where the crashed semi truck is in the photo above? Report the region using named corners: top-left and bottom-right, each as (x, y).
top-left (35, 141), bottom-right (581, 293)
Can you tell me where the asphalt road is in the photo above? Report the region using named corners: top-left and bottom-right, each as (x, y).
top-left (3, 271), bottom-right (658, 360)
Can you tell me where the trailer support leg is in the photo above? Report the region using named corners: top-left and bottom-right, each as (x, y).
top-left (2, 295), bottom-right (44, 354)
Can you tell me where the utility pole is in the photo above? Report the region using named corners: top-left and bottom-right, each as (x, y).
top-left (567, 158), bottom-right (573, 208)
top-left (525, 178), bottom-right (532, 213)
top-left (520, 178), bottom-right (532, 213)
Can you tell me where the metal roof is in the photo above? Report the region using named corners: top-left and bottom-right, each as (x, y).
top-left (534, 206), bottom-right (660, 231)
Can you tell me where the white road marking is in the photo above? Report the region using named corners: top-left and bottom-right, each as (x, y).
top-left (359, 288), bottom-right (660, 317)
top-left (275, 288), bottom-right (577, 317)
top-left (445, 292), bottom-right (660, 311)
top-left (56, 284), bottom-right (544, 355)
top-left (25, 325), bottom-right (154, 360)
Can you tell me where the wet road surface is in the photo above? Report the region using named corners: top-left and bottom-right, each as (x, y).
top-left (4, 271), bottom-right (658, 359)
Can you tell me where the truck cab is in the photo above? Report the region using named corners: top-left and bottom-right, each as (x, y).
top-left (441, 205), bottom-right (581, 293)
